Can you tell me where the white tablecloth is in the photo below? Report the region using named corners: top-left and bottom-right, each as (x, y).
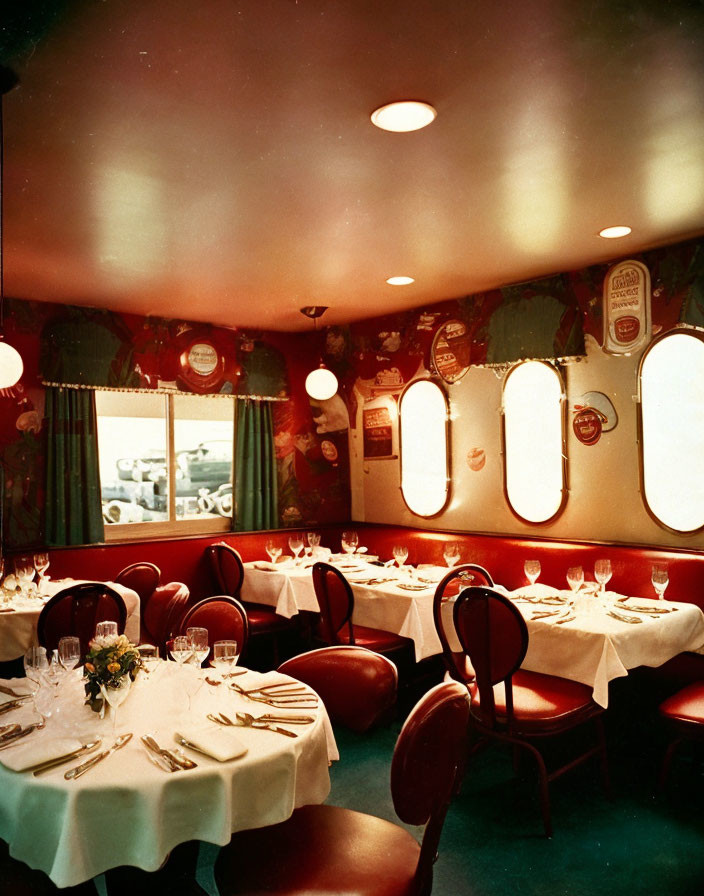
top-left (0, 662), bottom-right (335, 887)
top-left (0, 579), bottom-right (140, 662)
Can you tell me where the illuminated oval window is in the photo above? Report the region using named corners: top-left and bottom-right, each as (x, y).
top-left (503, 361), bottom-right (565, 523)
top-left (640, 331), bottom-right (704, 533)
top-left (399, 380), bottom-right (449, 517)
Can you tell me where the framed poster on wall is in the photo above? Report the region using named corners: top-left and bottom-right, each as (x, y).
top-left (363, 397), bottom-right (397, 459)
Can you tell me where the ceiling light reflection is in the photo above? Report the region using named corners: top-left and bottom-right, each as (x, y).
top-left (371, 101), bottom-right (437, 133)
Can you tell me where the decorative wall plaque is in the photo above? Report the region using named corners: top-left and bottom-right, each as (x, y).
top-left (430, 319), bottom-right (471, 383)
top-left (178, 338), bottom-right (226, 392)
top-left (603, 260), bottom-right (651, 354)
top-left (572, 407), bottom-right (603, 445)
top-left (363, 404), bottom-right (394, 459)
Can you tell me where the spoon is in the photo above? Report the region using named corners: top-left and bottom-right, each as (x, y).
top-left (235, 712), bottom-right (297, 738)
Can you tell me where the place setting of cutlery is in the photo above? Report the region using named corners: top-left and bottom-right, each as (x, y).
top-left (607, 607), bottom-right (643, 624)
top-left (64, 732), bottom-right (133, 780)
top-left (29, 739), bottom-right (103, 776)
top-left (207, 712), bottom-right (297, 738)
top-left (0, 720), bottom-right (46, 750)
top-left (228, 680), bottom-right (318, 708)
top-left (141, 735), bottom-right (197, 771)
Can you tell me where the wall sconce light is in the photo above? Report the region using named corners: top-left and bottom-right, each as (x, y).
top-left (300, 306), bottom-right (338, 401)
top-left (0, 66), bottom-right (22, 390)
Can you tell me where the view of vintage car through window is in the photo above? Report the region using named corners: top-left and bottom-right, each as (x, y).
top-left (96, 391), bottom-right (234, 527)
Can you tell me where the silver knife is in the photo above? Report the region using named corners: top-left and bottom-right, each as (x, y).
top-left (0, 697), bottom-right (33, 715)
top-left (0, 722), bottom-right (44, 750)
top-left (64, 733), bottom-right (132, 779)
top-left (30, 739), bottom-right (102, 776)
top-left (142, 735), bottom-right (196, 770)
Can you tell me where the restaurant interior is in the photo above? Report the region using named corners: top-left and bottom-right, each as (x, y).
top-left (1, 2), bottom-right (704, 895)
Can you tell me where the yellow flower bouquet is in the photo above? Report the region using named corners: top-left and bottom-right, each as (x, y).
top-left (84, 633), bottom-right (142, 712)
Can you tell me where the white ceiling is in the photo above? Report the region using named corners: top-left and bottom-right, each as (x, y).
top-left (3, 0), bottom-right (704, 332)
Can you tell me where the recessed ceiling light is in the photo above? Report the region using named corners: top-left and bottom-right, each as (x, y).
top-left (386, 275), bottom-right (415, 286)
top-left (371, 101), bottom-right (437, 133)
top-left (599, 225), bottom-right (632, 239)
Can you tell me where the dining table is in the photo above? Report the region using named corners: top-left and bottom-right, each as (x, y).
top-left (241, 554), bottom-right (704, 708)
top-left (0, 660), bottom-right (336, 888)
top-left (0, 578), bottom-right (141, 663)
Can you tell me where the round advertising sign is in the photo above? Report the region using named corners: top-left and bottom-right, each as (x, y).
top-left (572, 407), bottom-right (603, 446)
top-left (178, 339), bottom-right (227, 393)
top-left (430, 319), bottom-right (471, 384)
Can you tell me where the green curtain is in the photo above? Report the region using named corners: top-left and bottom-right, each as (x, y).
top-left (234, 400), bottom-right (278, 530)
top-left (45, 387), bottom-right (105, 546)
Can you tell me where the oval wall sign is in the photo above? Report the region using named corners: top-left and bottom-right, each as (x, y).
top-left (573, 407), bottom-right (603, 445)
top-left (178, 339), bottom-right (227, 392)
top-left (430, 319), bottom-right (471, 384)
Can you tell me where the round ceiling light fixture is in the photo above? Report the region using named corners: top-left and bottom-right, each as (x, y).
top-left (371, 101), bottom-right (437, 133)
top-left (599, 225), bottom-right (632, 239)
top-left (300, 306), bottom-right (338, 402)
top-left (386, 275), bottom-right (415, 286)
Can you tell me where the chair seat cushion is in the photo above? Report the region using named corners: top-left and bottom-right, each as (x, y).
top-left (352, 625), bottom-right (412, 653)
top-left (659, 681), bottom-right (704, 725)
top-left (215, 804), bottom-right (420, 896)
top-left (470, 668), bottom-right (600, 731)
top-left (244, 603), bottom-right (294, 632)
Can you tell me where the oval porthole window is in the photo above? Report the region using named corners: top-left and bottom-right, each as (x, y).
top-left (399, 379), bottom-right (449, 517)
top-left (640, 331), bottom-right (704, 533)
top-left (503, 361), bottom-right (565, 523)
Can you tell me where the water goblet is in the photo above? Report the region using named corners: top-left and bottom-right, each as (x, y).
top-left (14, 557), bottom-right (35, 594)
top-left (95, 620), bottom-right (119, 639)
top-left (23, 646), bottom-right (48, 687)
top-left (265, 540), bottom-right (282, 564)
top-left (187, 626), bottom-right (210, 666)
top-left (392, 545), bottom-right (409, 568)
top-left (58, 636), bottom-right (81, 672)
top-left (103, 676), bottom-right (131, 732)
top-left (168, 635), bottom-right (192, 665)
top-left (594, 559), bottom-right (612, 594)
top-left (341, 531), bottom-right (359, 555)
top-left (524, 560), bottom-right (541, 586)
top-left (288, 535), bottom-right (304, 564)
top-left (443, 543), bottom-right (461, 568)
top-left (566, 566), bottom-right (584, 593)
top-left (651, 566), bottom-right (669, 601)
top-left (138, 643), bottom-right (159, 673)
top-left (33, 552), bottom-right (50, 589)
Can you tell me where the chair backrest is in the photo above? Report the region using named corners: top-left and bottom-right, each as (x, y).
top-left (433, 564), bottom-right (494, 684)
top-left (206, 543), bottom-right (245, 597)
top-left (311, 562), bottom-right (354, 645)
top-left (178, 595), bottom-right (249, 659)
top-left (115, 561), bottom-right (161, 604)
top-left (391, 681), bottom-right (470, 895)
top-left (37, 582), bottom-right (127, 657)
top-left (278, 646), bottom-right (398, 732)
top-left (453, 586), bottom-right (528, 729)
top-left (142, 581), bottom-right (190, 651)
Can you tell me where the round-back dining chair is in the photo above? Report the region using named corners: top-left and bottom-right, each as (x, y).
top-left (115, 561), bottom-right (161, 605)
top-left (453, 585), bottom-right (609, 837)
top-left (141, 581), bottom-right (190, 653)
top-left (432, 563), bottom-right (494, 685)
top-left (278, 646), bottom-right (398, 732)
top-left (214, 680), bottom-right (471, 896)
top-left (177, 595), bottom-right (249, 662)
top-left (37, 582), bottom-right (127, 658)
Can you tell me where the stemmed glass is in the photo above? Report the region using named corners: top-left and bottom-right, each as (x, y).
top-left (307, 532), bottom-right (321, 556)
top-left (524, 560), bottom-right (541, 586)
top-left (103, 676), bottom-right (131, 733)
top-left (652, 566), bottom-right (669, 601)
top-left (265, 539), bottom-right (282, 564)
top-left (213, 640), bottom-right (239, 676)
top-left (443, 543), bottom-right (461, 568)
top-left (34, 553), bottom-right (50, 590)
top-left (187, 627), bottom-right (210, 667)
top-left (14, 557), bottom-right (35, 595)
top-left (58, 636), bottom-right (81, 673)
top-left (138, 644), bottom-right (159, 673)
top-left (341, 531), bottom-right (359, 555)
top-left (288, 535), bottom-right (304, 564)
top-left (392, 545), bottom-right (409, 568)
top-left (566, 566), bottom-right (584, 592)
top-left (23, 646), bottom-right (48, 688)
top-left (168, 635), bottom-right (193, 665)
top-left (594, 559), bottom-right (612, 594)
top-left (95, 620), bottom-right (119, 639)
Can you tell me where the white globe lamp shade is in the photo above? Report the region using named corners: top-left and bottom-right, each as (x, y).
top-left (0, 341), bottom-right (23, 389)
top-left (305, 365), bottom-right (338, 401)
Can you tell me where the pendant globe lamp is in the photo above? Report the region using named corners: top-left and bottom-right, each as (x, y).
top-left (0, 66), bottom-right (22, 390)
top-left (301, 306), bottom-right (338, 401)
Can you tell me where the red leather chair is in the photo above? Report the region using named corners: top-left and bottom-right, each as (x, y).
top-left (115, 561), bottom-right (160, 606)
top-left (454, 586), bottom-right (609, 837)
top-left (140, 581), bottom-right (190, 653)
top-left (433, 563), bottom-right (494, 685)
top-left (177, 595), bottom-right (249, 662)
top-left (206, 543), bottom-right (295, 664)
top-left (278, 646), bottom-right (398, 732)
top-left (37, 583), bottom-right (127, 657)
top-left (312, 562), bottom-right (414, 662)
top-left (214, 680), bottom-right (470, 896)
top-left (658, 681), bottom-right (704, 790)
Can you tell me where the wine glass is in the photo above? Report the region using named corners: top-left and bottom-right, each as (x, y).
top-left (138, 643), bottom-right (159, 673)
top-left (14, 557), bottom-right (35, 594)
top-left (23, 646), bottom-right (48, 689)
top-left (307, 532), bottom-right (321, 556)
top-left (652, 566), bottom-right (669, 601)
top-left (341, 531), bottom-right (359, 555)
top-left (288, 535), bottom-right (304, 564)
top-left (392, 545), bottom-right (409, 568)
top-left (168, 635), bottom-right (192, 665)
top-left (265, 539), bottom-right (282, 564)
top-left (524, 560), bottom-right (541, 586)
top-left (212, 639), bottom-right (240, 679)
top-left (58, 636), bottom-right (81, 672)
top-left (566, 566), bottom-right (584, 592)
top-left (104, 676), bottom-right (131, 732)
top-left (34, 552), bottom-right (50, 589)
top-left (95, 620), bottom-right (119, 639)
top-left (594, 559), bottom-right (612, 594)
top-left (187, 626), bottom-right (210, 666)
top-left (443, 543), bottom-right (461, 568)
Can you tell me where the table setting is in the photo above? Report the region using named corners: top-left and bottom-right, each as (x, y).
top-left (0, 623), bottom-right (336, 888)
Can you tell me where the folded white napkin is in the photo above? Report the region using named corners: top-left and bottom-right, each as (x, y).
top-left (0, 736), bottom-right (83, 772)
top-left (252, 561), bottom-right (279, 571)
top-left (0, 681), bottom-right (35, 706)
top-left (511, 583), bottom-right (561, 599)
top-left (175, 724), bottom-right (248, 762)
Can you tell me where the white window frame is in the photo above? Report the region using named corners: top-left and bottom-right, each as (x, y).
top-left (399, 379), bottom-right (450, 518)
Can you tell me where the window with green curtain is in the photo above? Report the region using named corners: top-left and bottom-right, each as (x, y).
top-left (234, 400), bottom-right (277, 530)
top-left (45, 387), bottom-right (105, 545)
